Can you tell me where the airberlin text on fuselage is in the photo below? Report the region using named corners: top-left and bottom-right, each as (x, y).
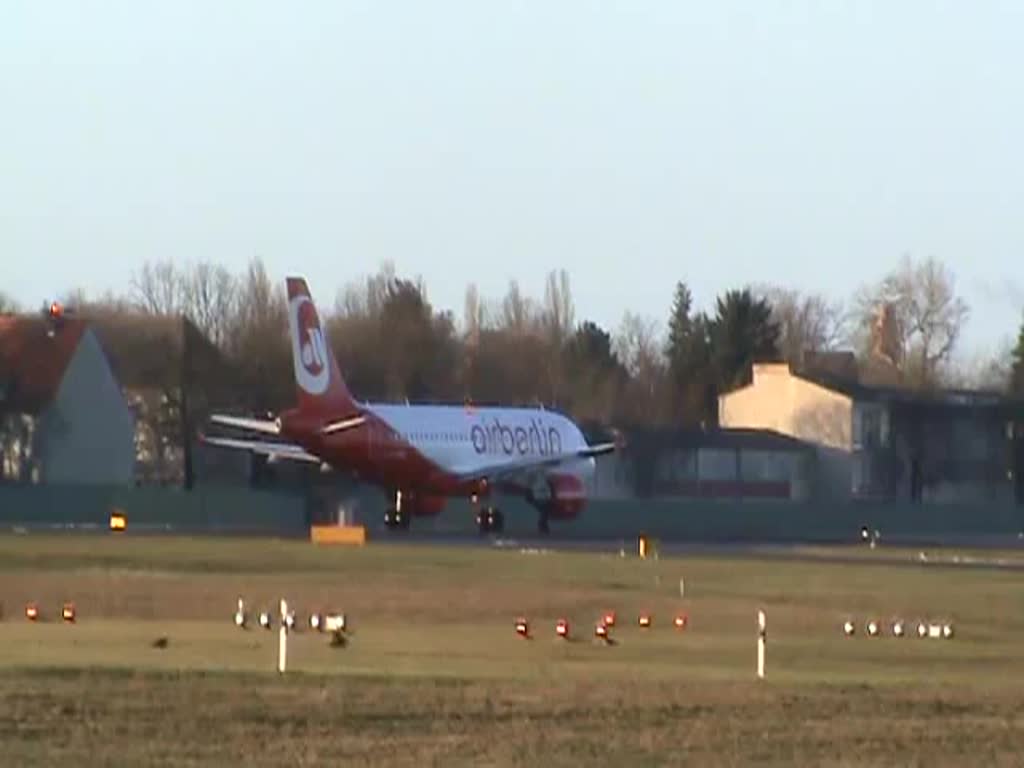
top-left (471, 417), bottom-right (562, 457)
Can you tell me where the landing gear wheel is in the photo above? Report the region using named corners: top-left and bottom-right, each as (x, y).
top-left (489, 509), bottom-right (504, 534)
top-left (476, 506), bottom-right (502, 535)
top-left (476, 507), bottom-right (490, 535)
top-left (384, 508), bottom-right (410, 530)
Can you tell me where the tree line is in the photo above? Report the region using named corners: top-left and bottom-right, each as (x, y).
top-left (5, 253), bottom-right (1024, 432)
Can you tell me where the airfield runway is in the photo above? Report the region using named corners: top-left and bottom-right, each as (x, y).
top-left (378, 530), bottom-right (1024, 572)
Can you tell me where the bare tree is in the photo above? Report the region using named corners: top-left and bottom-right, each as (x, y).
top-left (753, 285), bottom-right (845, 365)
top-left (500, 280), bottom-right (538, 336)
top-left (181, 262), bottom-right (237, 348)
top-left (462, 283), bottom-right (483, 343)
top-left (0, 292), bottom-right (20, 313)
top-left (614, 312), bottom-right (662, 379)
top-left (132, 260), bottom-right (186, 315)
top-left (851, 255), bottom-right (969, 389)
top-left (542, 269), bottom-right (574, 344)
top-left (613, 312), bottom-right (669, 425)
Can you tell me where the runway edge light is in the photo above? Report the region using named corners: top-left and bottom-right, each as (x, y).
top-left (62, 602), bottom-right (76, 623)
top-left (556, 618), bottom-right (570, 639)
top-left (515, 617), bottom-right (530, 638)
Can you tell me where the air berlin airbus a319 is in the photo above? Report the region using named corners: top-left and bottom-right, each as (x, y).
top-left (203, 277), bottom-right (616, 534)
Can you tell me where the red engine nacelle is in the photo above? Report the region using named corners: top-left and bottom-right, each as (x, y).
top-left (541, 473), bottom-right (587, 520)
top-left (407, 493), bottom-right (446, 517)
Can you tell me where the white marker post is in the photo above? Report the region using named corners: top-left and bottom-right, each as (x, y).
top-left (757, 610), bottom-right (766, 680)
top-left (278, 599), bottom-right (288, 674)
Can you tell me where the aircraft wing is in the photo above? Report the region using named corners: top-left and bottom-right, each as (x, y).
top-left (450, 442), bottom-right (616, 485)
top-left (199, 434), bottom-right (322, 464)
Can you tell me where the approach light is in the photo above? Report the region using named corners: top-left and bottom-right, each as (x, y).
top-left (673, 614), bottom-right (688, 631)
top-left (514, 617), bottom-right (530, 638)
top-left (61, 602), bottom-right (76, 623)
top-left (942, 623), bottom-right (954, 639)
top-left (555, 618), bottom-right (570, 639)
top-left (866, 620), bottom-right (879, 637)
top-left (25, 603), bottom-right (39, 622)
top-left (234, 598), bottom-right (247, 628)
top-left (638, 613), bottom-right (651, 629)
top-left (284, 611), bottom-right (297, 631)
top-left (309, 613), bottom-right (323, 632)
top-left (842, 620), bottom-right (855, 636)
top-left (602, 611), bottom-right (616, 628)
top-left (259, 611), bottom-right (272, 630)
top-left (892, 620), bottom-right (905, 638)
top-left (917, 622), bottom-right (928, 638)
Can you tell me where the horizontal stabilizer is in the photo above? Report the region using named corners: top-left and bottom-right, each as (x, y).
top-left (199, 434), bottom-right (321, 464)
top-left (209, 414), bottom-right (281, 435)
top-left (321, 415), bottom-right (367, 435)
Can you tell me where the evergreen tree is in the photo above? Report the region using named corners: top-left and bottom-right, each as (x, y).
top-left (1011, 315), bottom-right (1024, 395)
top-left (711, 289), bottom-right (780, 391)
top-left (664, 282), bottom-right (717, 427)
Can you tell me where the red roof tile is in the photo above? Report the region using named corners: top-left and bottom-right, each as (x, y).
top-left (0, 315), bottom-right (86, 414)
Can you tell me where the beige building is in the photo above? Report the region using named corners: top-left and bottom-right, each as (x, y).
top-left (720, 359), bottom-right (1024, 503)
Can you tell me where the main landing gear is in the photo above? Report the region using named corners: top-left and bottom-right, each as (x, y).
top-left (475, 506), bottom-right (504, 535)
top-left (383, 507), bottom-right (410, 530)
top-left (384, 490), bottom-right (410, 531)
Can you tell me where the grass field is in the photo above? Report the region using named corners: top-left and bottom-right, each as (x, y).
top-left (1, 534), bottom-right (1023, 765)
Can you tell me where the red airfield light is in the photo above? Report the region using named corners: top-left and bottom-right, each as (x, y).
top-left (555, 618), bottom-right (570, 639)
top-left (594, 622), bottom-right (611, 644)
top-left (602, 611), bottom-right (616, 628)
top-left (638, 613), bottom-right (652, 629)
top-left (515, 617), bottom-right (530, 638)
top-left (62, 602), bottom-right (76, 623)
top-left (673, 613), bottom-right (688, 631)
top-left (25, 602), bottom-right (39, 621)
top-left (48, 301), bottom-right (64, 319)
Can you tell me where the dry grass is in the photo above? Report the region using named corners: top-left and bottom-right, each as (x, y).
top-left (1, 534), bottom-right (1023, 765)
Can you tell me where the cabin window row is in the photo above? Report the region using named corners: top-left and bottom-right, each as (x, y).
top-left (400, 431), bottom-right (469, 443)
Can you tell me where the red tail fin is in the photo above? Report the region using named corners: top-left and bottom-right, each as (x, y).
top-left (286, 277), bottom-right (359, 417)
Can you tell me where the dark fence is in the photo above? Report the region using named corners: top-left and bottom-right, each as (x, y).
top-left (0, 484), bottom-right (307, 535)
top-left (0, 484), bottom-right (1021, 544)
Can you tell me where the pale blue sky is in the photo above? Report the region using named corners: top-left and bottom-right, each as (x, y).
top-left (3, 1), bottom-right (1023, 354)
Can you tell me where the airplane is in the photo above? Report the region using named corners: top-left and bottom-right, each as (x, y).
top-left (202, 276), bottom-right (616, 534)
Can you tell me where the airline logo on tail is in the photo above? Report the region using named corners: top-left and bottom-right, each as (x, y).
top-left (289, 294), bottom-right (330, 395)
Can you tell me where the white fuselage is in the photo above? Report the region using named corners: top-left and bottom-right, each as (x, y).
top-left (365, 403), bottom-right (596, 479)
